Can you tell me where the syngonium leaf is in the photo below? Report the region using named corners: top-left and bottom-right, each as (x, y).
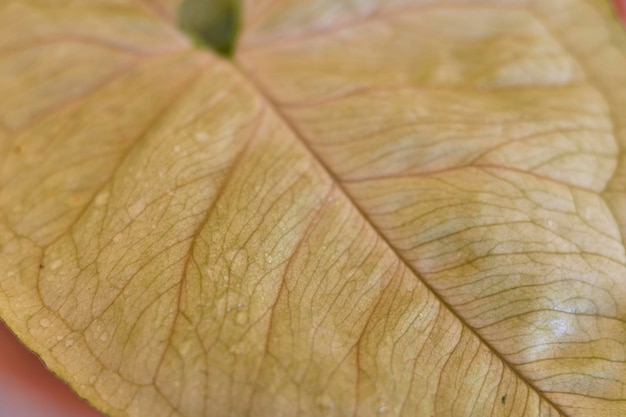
top-left (0, 0), bottom-right (625, 416)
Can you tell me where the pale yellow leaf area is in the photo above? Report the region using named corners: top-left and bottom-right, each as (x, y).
top-left (0, 0), bottom-right (625, 416)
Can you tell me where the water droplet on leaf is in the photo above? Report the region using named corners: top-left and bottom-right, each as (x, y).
top-left (95, 191), bottom-right (110, 207)
top-left (195, 131), bottom-right (210, 142)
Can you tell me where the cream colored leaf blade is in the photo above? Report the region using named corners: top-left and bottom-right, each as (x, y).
top-left (1, 1), bottom-right (625, 416)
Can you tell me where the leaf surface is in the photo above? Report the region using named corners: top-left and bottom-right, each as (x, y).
top-left (1, 1), bottom-right (626, 416)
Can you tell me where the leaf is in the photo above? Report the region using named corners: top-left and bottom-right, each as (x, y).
top-left (0, 1), bottom-right (625, 416)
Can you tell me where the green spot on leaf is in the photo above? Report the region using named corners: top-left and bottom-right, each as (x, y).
top-left (177, 0), bottom-right (240, 57)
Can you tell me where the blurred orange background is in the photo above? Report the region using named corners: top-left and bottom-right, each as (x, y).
top-left (0, 322), bottom-right (102, 417)
top-left (617, 0), bottom-right (626, 19)
top-left (0, 2), bottom-right (624, 416)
